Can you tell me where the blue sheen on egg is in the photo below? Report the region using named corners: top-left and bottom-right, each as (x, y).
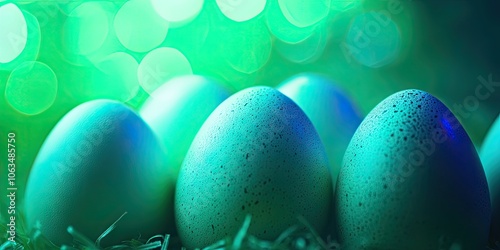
top-left (24, 100), bottom-right (176, 246)
top-left (335, 89), bottom-right (491, 249)
top-left (277, 73), bottom-right (362, 194)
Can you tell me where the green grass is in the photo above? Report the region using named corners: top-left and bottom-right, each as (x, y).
top-left (5, 207), bottom-right (498, 250)
top-left (0, 207), bottom-right (340, 250)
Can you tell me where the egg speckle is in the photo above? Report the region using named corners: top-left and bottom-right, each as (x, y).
top-left (335, 89), bottom-right (490, 249)
top-left (175, 86), bottom-right (332, 249)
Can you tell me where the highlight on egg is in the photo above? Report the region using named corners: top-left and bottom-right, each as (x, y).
top-left (335, 89), bottom-right (491, 249)
top-left (481, 114), bottom-right (500, 243)
top-left (140, 75), bottom-right (232, 175)
top-left (277, 73), bottom-right (363, 193)
top-left (24, 100), bottom-right (176, 247)
top-left (174, 86), bottom-right (332, 249)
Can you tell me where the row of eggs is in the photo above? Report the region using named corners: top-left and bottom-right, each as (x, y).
top-left (24, 73), bottom-right (499, 249)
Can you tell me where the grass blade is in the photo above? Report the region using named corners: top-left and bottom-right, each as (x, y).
top-left (95, 212), bottom-right (128, 248)
top-left (232, 214), bottom-right (252, 249)
top-left (67, 226), bottom-right (97, 249)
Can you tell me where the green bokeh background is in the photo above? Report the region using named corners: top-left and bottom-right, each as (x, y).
top-left (1, 0), bottom-right (499, 219)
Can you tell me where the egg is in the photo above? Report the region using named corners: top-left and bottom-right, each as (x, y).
top-left (175, 86), bottom-right (332, 249)
top-left (335, 89), bottom-right (491, 249)
top-left (481, 114), bottom-right (500, 242)
top-left (24, 100), bottom-right (176, 246)
top-left (277, 73), bottom-right (362, 193)
top-left (139, 75), bottom-right (231, 174)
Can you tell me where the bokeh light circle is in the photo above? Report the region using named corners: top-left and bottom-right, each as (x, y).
top-left (151, 0), bottom-right (204, 27)
top-left (278, 0), bottom-right (330, 28)
top-left (0, 3), bottom-right (27, 64)
top-left (5, 61), bottom-right (58, 115)
top-left (138, 47), bottom-right (193, 94)
top-left (223, 21), bottom-right (272, 74)
top-left (92, 52), bottom-right (140, 102)
top-left (266, 0), bottom-right (317, 44)
top-left (64, 2), bottom-right (110, 56)
top-left (114, 0), bottom-right (169, 53)
top-left (275, 22), bottom-right (328, 64)
top-left (345, 12), bottom-right (402, 68)
top-left (216, 0), bottom-right (267, 22)
top-left (0, 10), bottom-right (40, 71)
top-left (331, 0), bottom-right (361, 11)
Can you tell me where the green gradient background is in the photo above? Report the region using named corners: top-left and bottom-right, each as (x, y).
top-left (1, 0), bottom-right (499, 219)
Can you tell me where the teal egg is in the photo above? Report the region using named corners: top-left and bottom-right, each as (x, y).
top-left (481, 114), bottom-right (500, 242)
top-left (335, 89), bottom-right (490, 249)
top-left (139, 75), bottom-right (231, 174)
top-left (277, 73), bottom-right (362, 193)
top-left (175, 86), bottom-right (332, 249)
top-left (24, 100), bottom-right (176, 246)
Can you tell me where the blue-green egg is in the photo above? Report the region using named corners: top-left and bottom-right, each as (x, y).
top-left (335, 89), bottom-right (490, 249)
top-left (24, 100), bottom-right (176, 246)
top-left (481, 114), bottom-right (500, 242)
top-left (277, 73), bottom-right (362, 193)
top-left (175, 86), bottom-right (332, 249)
top-left (139, 75), bottom-right (231, 174)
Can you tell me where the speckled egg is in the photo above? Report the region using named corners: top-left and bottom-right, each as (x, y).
top-left (25, 100), bottom-right (176, 246)
top-left (140, 75), bottom-right (231, 174)
top-left (277, 73), bottom-right (362, 193)
top-left (481, 114), bottom-right (500, 242)
top-left (335, 89), bottom-right (491, 249)
top-left (175, 86), bottom-right (332, 249)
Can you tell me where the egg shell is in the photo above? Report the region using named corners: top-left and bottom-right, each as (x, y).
top-left (175, 86), bottom-right (332, 249)
top-left (277, 73), bottom-right (362, 193)
top-left (335, 89), bottom-right (491, 249)
top-left (481, 115), bottom-right (500, 242)
top-left (140, 75), bottom-right (231, 174)
top-left (24, 100), bottom-right (176, 246)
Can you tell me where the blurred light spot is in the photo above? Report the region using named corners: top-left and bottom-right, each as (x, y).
top-left (151, 0), bottom-right (204, 27)
top-left (5, 61), bottom-right (58, 115)
top-left (223, 20), bottom-right (272, 74)
top-left (0, 3), bottom-right (27, 63)
top-left (57, 0), bottom-right (86, 15)
top-left (278, 0), bottom-right (330, 28)
top-left (330, 0), bottom-right (360, 11)
top-left (275, 21), bottom-right (327, 64)
top-left (138, 47), bottom-right (192, 94)
top-left (61, 3), bottom-right (120, 67)
top-left (266, 0), bottom-right (317, 44)
top-left (163, 9), bottom-right (210, 64)
top-left (64, 2), bottom-right (109, 55)
top-left (344, 12), bottom-right (402, 68)
top-left (92, 52), bottom-right (140, 102)
top-left (114, 0), bottom-right (168, 52)
top-left (0, 10), bottom-right (40, 71)
top-left (216, 0), bottom-right (266, 22)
